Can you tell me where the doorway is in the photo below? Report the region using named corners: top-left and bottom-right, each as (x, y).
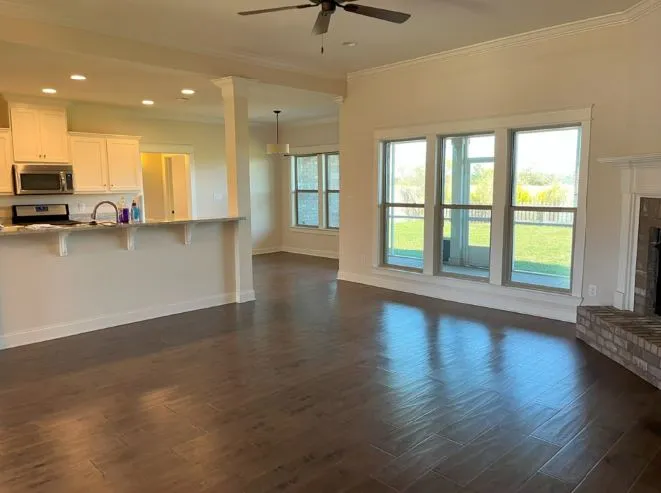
top-left (140, 152), bottom-right (193, 221)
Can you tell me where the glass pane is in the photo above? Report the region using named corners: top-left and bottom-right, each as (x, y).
top-left (296, 192), bottom-right (319, 227)
top-left (510, 210), bottom-right (574, 290)
top-left (441, 208), bottom-right (491, 278)
top-left (327, 154), bottom-right (340, 190)
top-left (385, 140), bottom-right (426, 204)
top-left (512, 127), bottom-right (581, 207)
top-left (296, 155), bottom-right (318, 190)
top-left (328, 191), bottom-right (340, 229)
top-left (442, 134), bottom-right (494, 206)
top-left (384, 206), bottom-right (424, 269)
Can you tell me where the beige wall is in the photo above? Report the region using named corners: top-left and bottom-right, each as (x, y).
top-left (339, 10), bottom-right (660, 307)
top-left (67, 103), bottom-right (280, 251)
top-left (278, 120), bottom-right (340, 257)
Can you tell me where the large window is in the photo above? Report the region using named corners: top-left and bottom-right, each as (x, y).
top-left (508, 127), bottom-right (581, 290)
top-left (377, 109), bottom-right (589, 301)
top-left (439, 134), bottom-right (495, 279)
top-left (293, 152), bottom-right (339, 229)
top-left (382, 139), bottom-right (426, 270)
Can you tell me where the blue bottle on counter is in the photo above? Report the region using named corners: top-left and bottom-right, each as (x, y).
top-left (131, 201), bottom-right (140, 223)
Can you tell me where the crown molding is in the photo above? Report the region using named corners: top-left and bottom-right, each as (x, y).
top-left (348, 0), bottom-right (661, 80)
top-left (599, 154), bottom-right (661, 168)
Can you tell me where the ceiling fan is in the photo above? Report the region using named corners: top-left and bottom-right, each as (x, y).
top-left (238, 0), bottom-right (411, 36)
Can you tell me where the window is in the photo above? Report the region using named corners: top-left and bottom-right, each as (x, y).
top-left (439, 134), bottom-right (495, 279)
top-left (382, 139), bottom-right (426, 270)
top-left (294, 155), bottom-right (319, 227)
top-left (377, 109), bottom-right (589, 303)
top-left (326, 153), bottom-right (340, 229)
top-left (293, 152), bottom-right (340, 229)
top-left (508, 126), bottom-right (581, 290)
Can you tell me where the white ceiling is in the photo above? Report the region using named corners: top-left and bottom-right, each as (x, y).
top-left (0, 41), bottom-right (340, 123)
top-left (0, 0), bottom-right (640, 76)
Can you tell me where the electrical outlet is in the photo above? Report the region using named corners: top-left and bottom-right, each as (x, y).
top-left (76, 202), bottom-right (86, 213)
top-left (213, 192), bottom-right (223, 201)
top-left (588, 284), bottom-right (598, 297)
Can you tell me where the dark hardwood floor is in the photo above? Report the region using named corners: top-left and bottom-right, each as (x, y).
top-left (0, 252), bottom-right (660, 492)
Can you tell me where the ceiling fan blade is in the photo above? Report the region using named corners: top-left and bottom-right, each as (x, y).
top-left (238, 4), bottom-right (315, 15)
top-left (312, 12), bottom-right (332, 35)
top-left (342, 4), bottom-right (411, 23)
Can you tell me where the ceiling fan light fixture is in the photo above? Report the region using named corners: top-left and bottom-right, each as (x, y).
top-left (267, 110), bottom-right (290, 155)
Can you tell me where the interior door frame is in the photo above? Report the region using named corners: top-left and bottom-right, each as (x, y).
top-left (162, 154), bottom-right (193, 220)
top-left (140, 143), bottom-right (197, 218)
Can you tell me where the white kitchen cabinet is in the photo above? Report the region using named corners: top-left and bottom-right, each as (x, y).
top-left (69, 133), bottom-right (142, 193)
top-left (107, 138), bottom-right (141, 192)
top-left (38, 109), bottom-right (69, 163)
top-left (69, 135), bottom-right (108, 193)
top-left (0, 130), bottom-right (13, 194)
top-left (9, 104), bottom-right (69, 163)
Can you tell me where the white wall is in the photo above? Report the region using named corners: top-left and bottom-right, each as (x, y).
top-left (0, 222), bottom-right (237, 348)
top-left (278, 120), bottom-right (340, 258)
top-left (339, 9), bottom-right (661, 310)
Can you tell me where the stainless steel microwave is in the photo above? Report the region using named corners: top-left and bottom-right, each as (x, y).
top-left (13, 164), bottom-right (75, 195)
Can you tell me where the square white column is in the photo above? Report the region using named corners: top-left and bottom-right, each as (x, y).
top-left (213, 77), bottom-right (255, 303)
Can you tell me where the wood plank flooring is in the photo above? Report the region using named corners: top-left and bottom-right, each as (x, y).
top-left (0, 252), bottom-right (660, 492)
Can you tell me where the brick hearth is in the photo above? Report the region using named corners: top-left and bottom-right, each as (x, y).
top-left (577, 306), bottom-right (661, 389)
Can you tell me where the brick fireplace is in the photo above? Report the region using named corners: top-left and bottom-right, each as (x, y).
top-left (634, 198), bottom-right (661, 316)
top-left (577, 155), bottom-right (661, 390)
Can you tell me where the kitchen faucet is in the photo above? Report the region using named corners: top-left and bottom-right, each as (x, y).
top-left (91, 201), bottom-right (120, 224)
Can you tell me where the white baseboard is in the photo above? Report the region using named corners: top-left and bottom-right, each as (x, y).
top-left (252, 246), bottom-right (281, 255)
top-left (236, 289), bottom-right (256, 303)
top-left (1, 293), bottom-right (238, 350)
top-left (281, 246), bottom-right (339, 259)
top-left (338, 269), bottom-right (580, 322)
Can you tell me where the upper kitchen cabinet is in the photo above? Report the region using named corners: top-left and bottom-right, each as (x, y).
top-left (107, 137), bottom-right (141, 192)
top-left (69, 134), bottom-right (108, 193)
top-left (0, 130), bottom-right (12, 194)
top-left (69, 134), bottom-right (142, 193)
top-left (9, 104), bottom-right (69, 163)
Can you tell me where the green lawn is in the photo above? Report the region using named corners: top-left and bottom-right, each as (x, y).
top-left (388, 219), bottom-right (572, 277)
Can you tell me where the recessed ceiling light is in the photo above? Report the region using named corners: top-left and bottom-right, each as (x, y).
top-left (142, 100), bottom-right (155, 106)
top-left (181, 89), bottom-right (195, 95)
top-left (42, 88), bottom-right (57, 94)
top-left (70, 74), bottom-right (87, 81)
top-left (342, 41), bottom-right (358, 47)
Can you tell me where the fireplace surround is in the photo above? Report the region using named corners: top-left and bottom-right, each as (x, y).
top-left (576, 155), bottom-right (661, 390)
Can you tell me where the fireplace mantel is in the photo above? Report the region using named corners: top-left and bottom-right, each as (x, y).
top-left (601, 153), bottom-right (661, 310)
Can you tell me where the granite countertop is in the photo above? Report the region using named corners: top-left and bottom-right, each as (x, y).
top-left (0, 216), bottom-right (245, 237)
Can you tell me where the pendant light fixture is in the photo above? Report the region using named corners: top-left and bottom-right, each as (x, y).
top-left (267, 110), bottom-right (290, 155)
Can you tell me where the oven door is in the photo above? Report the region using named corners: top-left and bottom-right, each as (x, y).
top-left (13, 165), bottom-right (74, 195)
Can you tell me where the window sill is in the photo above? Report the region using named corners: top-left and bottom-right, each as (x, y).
top-left (337, 266), bottom-right (581, 322)
top-left (289, 226), bottom-right (339, 237)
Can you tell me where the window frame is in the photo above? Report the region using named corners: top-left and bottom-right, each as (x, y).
top-left (380, 138), bottom-right (426, 272)
top-left (503, 125), bottom-right (582, 293)
top-left (325, 152), bottom-right (340, 230)
top-left (436, 132), bottom-right (496, 281)
top-left (373, 107), bottom-right (591, 304)
top-left (291, 151), bottom-right (340, 231)
top-left (293, 153), bottom-right (321, 229)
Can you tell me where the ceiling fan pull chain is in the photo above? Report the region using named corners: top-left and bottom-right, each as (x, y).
top-left (321, 33), bottom-right (325, 54)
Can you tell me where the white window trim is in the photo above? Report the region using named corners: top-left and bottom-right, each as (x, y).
top-left (370, 107), bottom-right (592, 320)
top-left (290, 146), bottom-right (340, 232)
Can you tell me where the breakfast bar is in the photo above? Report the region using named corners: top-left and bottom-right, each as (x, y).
top-left (0, 216), bottom-right (248, 349)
